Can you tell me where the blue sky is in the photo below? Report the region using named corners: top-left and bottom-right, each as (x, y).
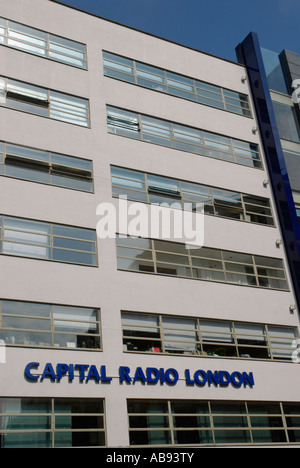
top-left (56, 0), bottom-right (299, 62)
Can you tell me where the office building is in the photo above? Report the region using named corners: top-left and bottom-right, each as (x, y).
top-left (0, 0), bottom-right (300, 448)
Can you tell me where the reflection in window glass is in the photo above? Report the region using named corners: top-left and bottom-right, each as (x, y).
top-left (103, 51), bottom-right (251, 117)
top-left (0, 300), bottom-right (101, 350)
top-left (0, 77), bottom-right (89, 127)
top-left (122, 311), bottom-right (297, 361)
top-left (107, 106), bottom-right (262, 168)
top-left (0, 398), bottom-right (105, 448)
top-left (0, 17), bottom-right (87, 68)
top-left (0, 215), bottom-right (97, 266)
top-left (0, 141), bottom-right (93, 191)
top-left (261, 48), bottom-right (288, 94)
top-left (272, 101), bottom-right (300, 142)
top-left (111, 166), bottom-right (274, 226)
top-left (116, 235), bottom-right (288, 290)
top-left (128, 399), bottom-right (300, 446)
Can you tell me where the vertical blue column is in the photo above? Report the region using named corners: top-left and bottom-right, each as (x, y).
top-left (236, 32), bottom-right (300, 311)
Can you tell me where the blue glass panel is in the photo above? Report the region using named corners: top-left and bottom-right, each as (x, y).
top-left (261, 48), bottom-right (288, 94)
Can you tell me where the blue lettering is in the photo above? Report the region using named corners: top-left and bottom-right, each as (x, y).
top-left (231, 371), bottom-right (243, 387)
top-left (69, 364), bottom-right (74, 381)
top-left (101, 365), bottom-right (112, 382)
top-left (243, 371), bottom-right (255, 387)
top-left (24, 362), bottom-right (255, 389)
top-left (86, 365), bottom-right (101, 382)
top-left (41, 363), bottom-right (56, 381)
top-left (56, 364), bottom-right (69, 381)
top-left (165, 368), bottom-right (179, 385)
top-left (75, 364), bottom-right (89, 382)
top-left (25, 362), bottom-right (40, 381)
top-left (133, 367), bottom-right (146, 383)
top-left (119, 366), bottom-right (132, 383)
top-left (207, 370), bottom-right (220, 386)
top-left (194, 370), bottom-right (208, 386)
top-left (146, 368), bottom-right (160, 383)
top-left (219, 371), bottom-right (231, 386)
top-left (185, 369), bottom-right (195, 385)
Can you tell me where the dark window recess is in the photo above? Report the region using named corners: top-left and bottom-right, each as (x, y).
top-left (5, 155), bottom-right (49, 172)
top-left (148, 185), bottom-right (181, 197)
top-left (6, 90), bottom-right (49, 107)
top-left (51, 164), bottom-right (92, 180)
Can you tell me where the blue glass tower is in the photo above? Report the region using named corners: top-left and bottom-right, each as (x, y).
top-left (236, 33), bottom-right (300, 311)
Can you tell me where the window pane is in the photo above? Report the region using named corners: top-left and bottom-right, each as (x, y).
top-left (273, 101), bottom-right (300, 143)
top-left (2, 315), bottom-right (51, 331)
top-left (103, 52), bottom-right (135, 82)
top-left (200, 320), bottom-right (233, 342)
top-left (53, 237), bottom-right (95, 252)
top-left (52, 224), bottom-right (95, 241)
top-left (50, 91), bottom-right (89, 127)
top-left (3, 216), bottom-right (50, 258)
top-left (49, 35), bottom-right (86, 67)
top-left (3, 144), bottom-right (93, 191)
top-left (141, 116), bottom-right (173, 145)
top-left (162, 316), bottom-right (197, 352)
top-left (7, 21), bottom-right (47, 56)
top-left (51, 153), bottom-right (91, 171)
top-left (122, 312), bottom-right (159, 333)
top-left (261, 47), bottom-right (288, 94)
top-left (2, 18), bottom-right (86, 68)
top-left (1, 300), bottom-right (50, 317)
top-left (5, 161), bottom-right (50, 183)
top-left (52, 248), bottom-right (96, 265)
top-left (136, 63), bottom-right (166, 90)
top-left (107, 107), bottom-right (140, 138)
top-left (6, 78), bottom-right (49, 116)
top-left (4, 217), bottom-right (50, 241)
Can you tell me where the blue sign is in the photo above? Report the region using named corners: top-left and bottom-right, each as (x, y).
top-left (24, 362), bottom-right (255, 388)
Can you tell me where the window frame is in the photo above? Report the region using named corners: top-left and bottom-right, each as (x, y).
top-left (0, 76), bottom-right (90, 127)
top-left (0, 17), bottom-right (87, 69)
top-left (116, 236), bottom-right (288, 291)
top-left (103, 51), bottom-right (252, 118)
top-left (0, 214), bottom-right (98, 267)
top-left (0, 299), bottom-right (102, 351)
top-left (0, 141), bottom-right (94, 192)
top-left (121, 311), bottom-right (298, 362)
top-left (0, 397), bottom-right (106, 448)
top-left (127, 399), bottom-right (300, 447)
top-left (111, 166), bottom-right (274, 227)
top-left (107, 106), bottom-right (262, 169)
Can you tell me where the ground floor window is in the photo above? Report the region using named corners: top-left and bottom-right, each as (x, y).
top-left (128, 399), bottom-right (300, 446)
top-left (0, 398), bottom-right (106, 448)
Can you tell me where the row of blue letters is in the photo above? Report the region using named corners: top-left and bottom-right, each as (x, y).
top-left (24, 362), bottom-right (255, 387)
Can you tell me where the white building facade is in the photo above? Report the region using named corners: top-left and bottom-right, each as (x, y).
top-left (0, 0), bottom-right (300, 448)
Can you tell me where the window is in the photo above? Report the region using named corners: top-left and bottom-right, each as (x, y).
top-left (0, 77), bottom-right (90, 127)
top-left (0, 300), bottom-right (101, 350)
top-left (111, 166), bottom-right (274, 226)
top-left (128, 400), bottom-right (300, 446)
top-left (261, 48), bottom-right (288, 94)
top-left (116, 236), bottom-right (288, 290)
top-left (272, 100), bottom-right (300, 143)
top-left (0, 398), bottom-right (105, 448)
top-left (121, 311), bottom-right (297, 361)
top-left (0, 142), bottom-right (93, 191)
top-left (103, 51), bottom-right (252, 117)
top-left (0, 18), bottom-right (87, 68)
top-left (107, 106), bottom-right (262, 168)
top-left (0, 215), bottom-right (97, 266)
